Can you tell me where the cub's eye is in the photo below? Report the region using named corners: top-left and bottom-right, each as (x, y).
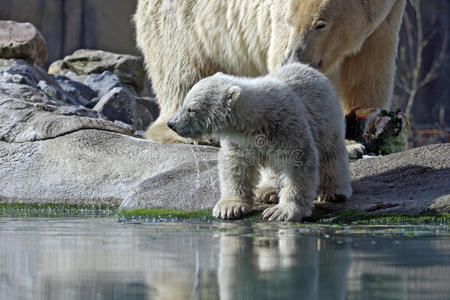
top-left (187, 108), bottom-right (196, 114)
top-left (315, 21), bottom-right (327, 30)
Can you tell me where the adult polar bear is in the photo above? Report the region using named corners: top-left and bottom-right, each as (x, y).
top-left (135, 0), bottom-right (406, 144)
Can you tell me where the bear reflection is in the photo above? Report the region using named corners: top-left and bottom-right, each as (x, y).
top-left (216, 224), bottom-right (350, 300)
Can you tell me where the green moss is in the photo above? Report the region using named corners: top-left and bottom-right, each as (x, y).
top-left (118, 208), bottom-right (213, 221)
top-left (0, 202), bottom-right (117, 218)
top-left (118, 208), bottom-right (263, 222)
top-left (311, 210), bottom-right (450, 225)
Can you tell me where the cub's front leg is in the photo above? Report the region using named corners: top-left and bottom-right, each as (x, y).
top-left (213, 141), bottom-right (259, 219)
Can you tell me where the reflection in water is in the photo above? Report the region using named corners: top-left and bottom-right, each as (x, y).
top-left (0, 218), bottom-right (449, 300)
top-left (217, 224), bottom-right (350, 300)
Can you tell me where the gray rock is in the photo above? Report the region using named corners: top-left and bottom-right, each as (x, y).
top-left (37, 80), bottom-right (85, 106)
top-left (0, 130), bottom-right (219, 209)
top-left (84, 71), bottom-right (123, 97)
top-left (348, 144), bottom-right (450, 214)
top-left (0, 59), bottom-right (58, 87)
top-left (0, 21), bottom-right (47, 66)
top-left (52, 74), bottom-right (98, 102)
top-left (49, 49), bottom-right (153, 97)
top-left (137, 97), bottom-right (160, 122)
top-left (0, 82), bottom-right (133, 143)
top-left (60, 71), bottom-right (87, 83)
top-left (120, 143), bottom-right (450, 214)
top-left (0, 59), bottom-right (87, 106)
top-left (84, 99), bottom-right (100, 109)
top-left (93, 87), bottom-right (156, 130)
top-left (53, 105), bottom-right (100, 119)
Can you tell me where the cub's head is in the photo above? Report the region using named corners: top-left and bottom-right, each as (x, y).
top-left (167, 73), bottom-right (241, 140)
top-left (283, 0), bottom-right (371, 73)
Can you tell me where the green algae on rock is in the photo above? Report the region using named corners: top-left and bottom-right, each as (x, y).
top-left (1, 203), bottom-right (449, 227)
top-left (0, 203), bottom-right (117, 218)
top-left (311, 210), bottom-right (450, 225)
top-left (118, 208), bottom-right (213, 222)
top-left (0, 202), bottom-right (450, 232)
top-left (118, 208), bottom-right (263, 222)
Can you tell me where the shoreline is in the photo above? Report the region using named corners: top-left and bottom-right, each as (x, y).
top-left (1, 203), bottom-right (448, 226)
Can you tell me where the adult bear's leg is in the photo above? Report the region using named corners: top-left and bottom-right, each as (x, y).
top-left (338, 0), bottom-right (406, 114)
top-left (143, 56), bottom-right (215, 143)
top-left (135, 0), bottom-right (219, 143)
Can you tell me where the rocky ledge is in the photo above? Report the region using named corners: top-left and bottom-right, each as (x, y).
top-left (1, 124), bottom-right (448, 215)
top-left (0, 21), bottom-right (448, 218)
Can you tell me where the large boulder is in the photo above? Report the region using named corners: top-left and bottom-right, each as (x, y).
top-left (0, 130), bottom-right (219, 208)
top-left (349, 144), bottom-right (450, 213)
top-left (48, 49), bottom-right (153, 97)
top-left (120, 143), bottom-right (450, 214)
top-left (0, 21), bottom-right (47, 66)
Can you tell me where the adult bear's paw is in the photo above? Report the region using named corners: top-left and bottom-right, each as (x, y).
top-left (146, 117), bottom-right (187, 143)
top-left (213, 199), bottom-right (252, 220)
top-left (345, 140), bottom-right (366, 159)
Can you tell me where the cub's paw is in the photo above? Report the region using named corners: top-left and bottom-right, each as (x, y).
top-left (345, 140), bottom-right (366, 159)
top-left (262, 203), bottom-right (310, 222)
top-left (318, 193), bottom-right (348, 203)
top-left (254, 186), bottom-right (280, 204)
top-left (213, 199), bottom-right (252, 220)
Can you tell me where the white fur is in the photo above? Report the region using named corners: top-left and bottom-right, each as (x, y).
top-left (135, 0), bottom-right (406, 144)
top-left (170, 63), bottom-right (352, 222)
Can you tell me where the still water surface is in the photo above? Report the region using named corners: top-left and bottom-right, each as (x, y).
top-left (0, 218), bottom-right (449, 300)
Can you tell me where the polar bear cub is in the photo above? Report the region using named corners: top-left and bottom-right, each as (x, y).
top-left (168, 63), bottom-right (352, 222)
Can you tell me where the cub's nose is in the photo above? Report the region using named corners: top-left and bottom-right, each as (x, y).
top-left (167, 119), bottom-right (176, 131)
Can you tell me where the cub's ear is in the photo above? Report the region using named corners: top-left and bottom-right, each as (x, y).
top-left (227, 86), bottom-right (241, 104)
top-left (214, 72), bottom-right (224, 76)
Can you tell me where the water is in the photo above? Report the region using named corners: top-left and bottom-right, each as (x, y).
top-left (188, 142), bottom-right (202, 190)
top-left (0, 218), bottom-right (449, 300)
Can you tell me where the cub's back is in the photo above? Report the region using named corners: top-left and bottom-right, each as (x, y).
top-left (270, 63), bottom-right (345, 141)
top-left (271, 63), bottom-right (336, 101)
